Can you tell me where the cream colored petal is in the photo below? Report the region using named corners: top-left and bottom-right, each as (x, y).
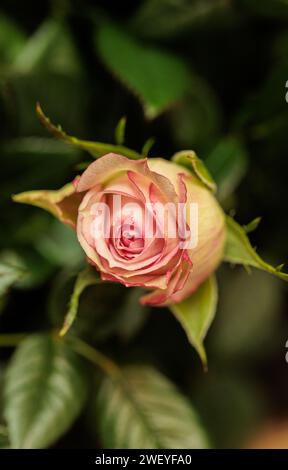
top-left (12, 183), bottom-right (84, 228)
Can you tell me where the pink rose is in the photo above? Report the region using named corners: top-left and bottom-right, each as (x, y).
top-left (14, 151), bottom-right (225, 306)
top-left (71, 153), bottom-right (225, 306)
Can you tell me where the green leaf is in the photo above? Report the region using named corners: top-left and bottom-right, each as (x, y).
top-left (117, 287), bottom-right (149, 341)
top-left (0, 137), bottom-right (79, 202)
top-left (169, 84), bottom-right (221, 150)
top-left (0, 13), bottom-right (26, 64)
top-left (224, 215), bottom-right (288, 281)
top-left (0, 261), bottom-right (25, 298)
top-left (0, 249), bottom-right (55, 290)
top-left (95, 365), bottom-right (209, 449)
top-left (204, 137), bottom-right (248, 200)
top-left (48, 271), bottom-right (125, 342)
top-left (0, 136), bottom-right (80, 158)
top-left (4, 334), bottom-right (88, 449)
top-left (170, 276), bottom-right (218, 366)
top-left (114, 116), bottom-right (126, 145)
top-left (48, 274), bottom-right (147, 344)
top-left (141, 137), bottom-right (155, 157)
top-left (211, 267), bottom-right (283, 361)
top-left (12, 19), bottom-right (82, 75)
top-left (59, 266), bottom-right (101, 336)
top-left (172, 150), bottom-right (217, 192)
top-left (95, 23), bottom-right (191, 119)
top-left (35, 220), bottom-right (85, 268)
top-left (243, 217), bottom-right (262, 234)
top-left (36, 103), bottom-right (142, 159)
top-left (234, 53), bottom-right (288, 134)
top-left (0, 425), bottom-right (9, 448)
top-left (3, 71), bottom-right (88, 136)
top-left (130, 0), bottom-right (229, 39)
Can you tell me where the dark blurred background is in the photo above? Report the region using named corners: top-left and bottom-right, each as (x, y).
top-left (0, 0), bottom-right (288, 449)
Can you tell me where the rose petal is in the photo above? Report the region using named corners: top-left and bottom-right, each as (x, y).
top-left (76, 153), bottom-right (177, 203)
top-left (140, 251), bottom-right (192, 306)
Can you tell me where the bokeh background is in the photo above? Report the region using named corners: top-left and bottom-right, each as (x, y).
top-left (0, 0), bottom-right (288, 449)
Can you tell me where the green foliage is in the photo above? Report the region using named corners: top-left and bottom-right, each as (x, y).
top-left (141, 137), bottom-right (155, 157)
top-left (1, 0), bottom-right (288, 450)
top-left (0, 13), bottom-right (26, 64)
top-left (172, 150), bottom-right (217, 192)
top-left (0, 137), bottom-right (80, 201)
top-left (114, 116), bottom-right (127, 146)
top-left (35, 103), bottom-right (143, 159)
top-left (0, 425), bottom-right (9, 448)
top-left (243, 217), bottom-right (262, 234)
top-left (211, 267), bottom-right (284, 361)
top-left (4, 334), bottom-right (88, 449)
top-left (0, 261), bottom-right (24, 298)
top-left (35, 220), bottom-right (85, 268)
top-left (0, 249), bottom-right (55, 290)
top-left (130, 0), bottom-right (228, 39)
top-left (60, 267), bottom-right (100, 336)
top-left (204, 137), bottom-right (248, 200)
top-left (116, 287), bottom-right (149, 341)
top-left (1, 17), bottom-right (88, 137)
top-left (95, 365), bottom-right (209, 449)
top-left (4, 73), bottom-right (88, 136)
top-left (224, 216), bottom-right (288, 281)
top-left (170, 276), bottom-right (218, 366)
top-left (49, 274), bottom-right (148, 344)
top-left (193, 372), bottom-right (265, 448)
top-left (96, 23), bottom-right (192, 118)
top-left (169, 83), bottom-right (221, 151)
top-left (11, 20), bottom-right (82, 76)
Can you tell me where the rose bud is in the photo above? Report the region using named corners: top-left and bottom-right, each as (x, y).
top-left (70, 153), bottom-right (225, 306)
top-left (13, 152), bottom-right (225, 306)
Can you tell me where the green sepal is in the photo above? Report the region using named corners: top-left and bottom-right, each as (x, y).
top-left (172, 150), bottom-right (217, 192)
